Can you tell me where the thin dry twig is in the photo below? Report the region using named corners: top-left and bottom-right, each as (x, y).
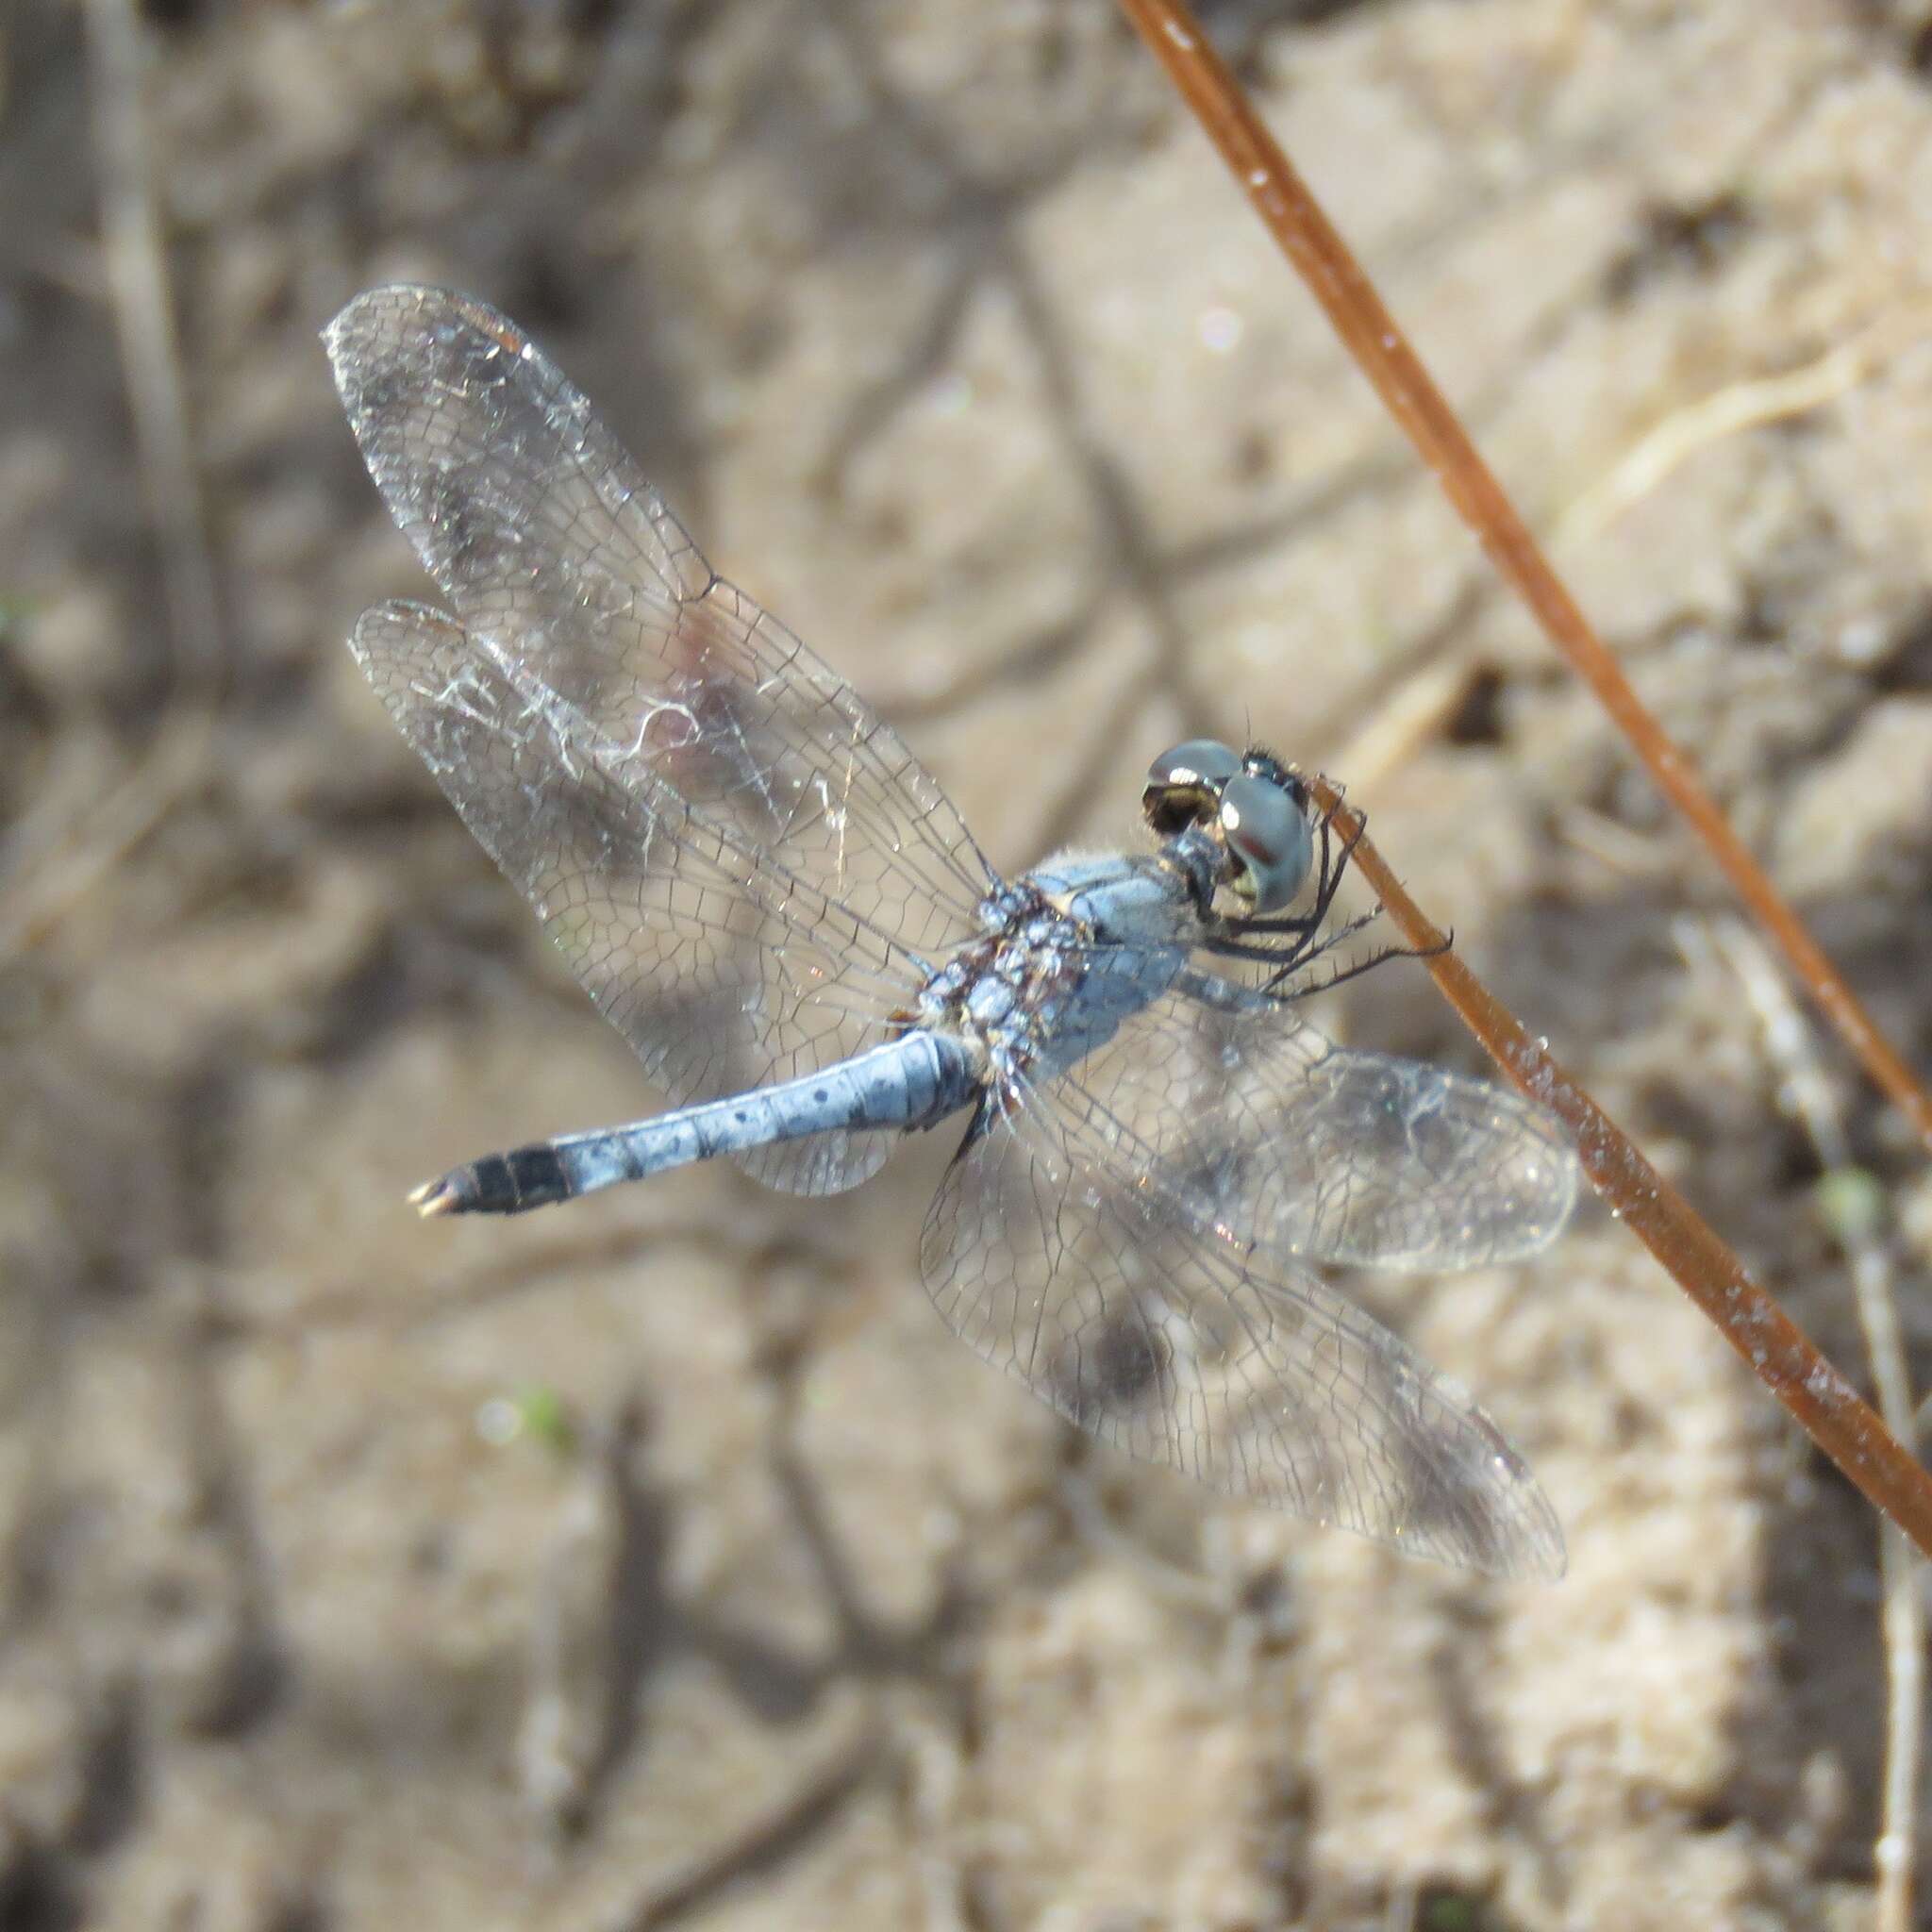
top-left (0, 0), bottom-right (224, 960)
top-left (85, 0), bottom-right (222, 687)
top-left (1306, 773), bottom-right (1932, 1569)
top-left (1327, 654), bottom-right (1485, 791)
top-left (612, 1718), bottom-right (878, 1931)
top-left (1692, 916), bottom-right (1924, 1932)
top-left (1560, 298), bottom-right (1932, 547)
top-left (1112, 0), bottom-right (1932, 1158)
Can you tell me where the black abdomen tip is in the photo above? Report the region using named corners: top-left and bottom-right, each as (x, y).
top-left (408, 1144), bottom-right (571, 1216)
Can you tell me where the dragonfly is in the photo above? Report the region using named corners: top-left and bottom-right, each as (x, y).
top-left (325, 284), bottom-right (1578, 1579)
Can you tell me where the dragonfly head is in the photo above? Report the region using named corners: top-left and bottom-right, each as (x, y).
top-left (1141, 739), bottom-right (1314, 914)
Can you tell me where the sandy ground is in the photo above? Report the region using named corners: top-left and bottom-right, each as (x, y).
top-left (5, 1), bottom-right (1932, 1926)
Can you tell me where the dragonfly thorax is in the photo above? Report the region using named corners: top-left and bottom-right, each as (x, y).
top-left (917, 872), bottom-right (1191, 1091)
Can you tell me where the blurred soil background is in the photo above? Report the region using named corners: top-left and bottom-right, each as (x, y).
top-left (6, 0), bottom-right (1932, 1925)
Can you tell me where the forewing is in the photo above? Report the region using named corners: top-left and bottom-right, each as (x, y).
top-left (922, 1088), bottom-right (1563, 1577)
top-left (350, 600), bottom-right (909, 1193)
top-left (327, 285), bottom-right (995, 1191)
top-left (1057, 971), bottom-right (1577, 1271)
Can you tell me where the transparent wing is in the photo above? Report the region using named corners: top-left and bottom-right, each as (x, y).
top-left (326, 285), bottom-right (995, 1192)
top-left (1057, 969), bottom-right (1578, 1272)
top-left (923, 1085), bottom-right (1563, 1578)
top-left (351, 602), bottom-right (922, 1192)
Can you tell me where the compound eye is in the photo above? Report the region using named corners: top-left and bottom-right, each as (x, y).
top-left (1142, 739), bottom-right (1241, 834)
top-left (1219, 771), bottom-right (1313, 912)
top-left (1146, 739), bottom-right (1241, 791)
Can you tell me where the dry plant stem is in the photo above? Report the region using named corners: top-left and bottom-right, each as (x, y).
top-left (1702, 917), bottom-right (1922, 1932)
top-left (1305, 774), bottom-right (1932, 1564)
top-left (1560, 299), bottom-right (1932, 548)
top-left (87, 0), bottom-right (222, 681)
top-left (0, 0), bottom-right (224, 961)
top-left (1112, 0), bottom-right (1932, 1158)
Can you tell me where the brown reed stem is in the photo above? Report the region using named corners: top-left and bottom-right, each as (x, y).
top-left (1112, 0), bottom-right (1932, 1157)
top-left (1307, 775), bottom-right (1932, 1566)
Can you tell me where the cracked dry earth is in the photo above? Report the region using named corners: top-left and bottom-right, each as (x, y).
top-left (6, 2), bottom-right (1932, 1927)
